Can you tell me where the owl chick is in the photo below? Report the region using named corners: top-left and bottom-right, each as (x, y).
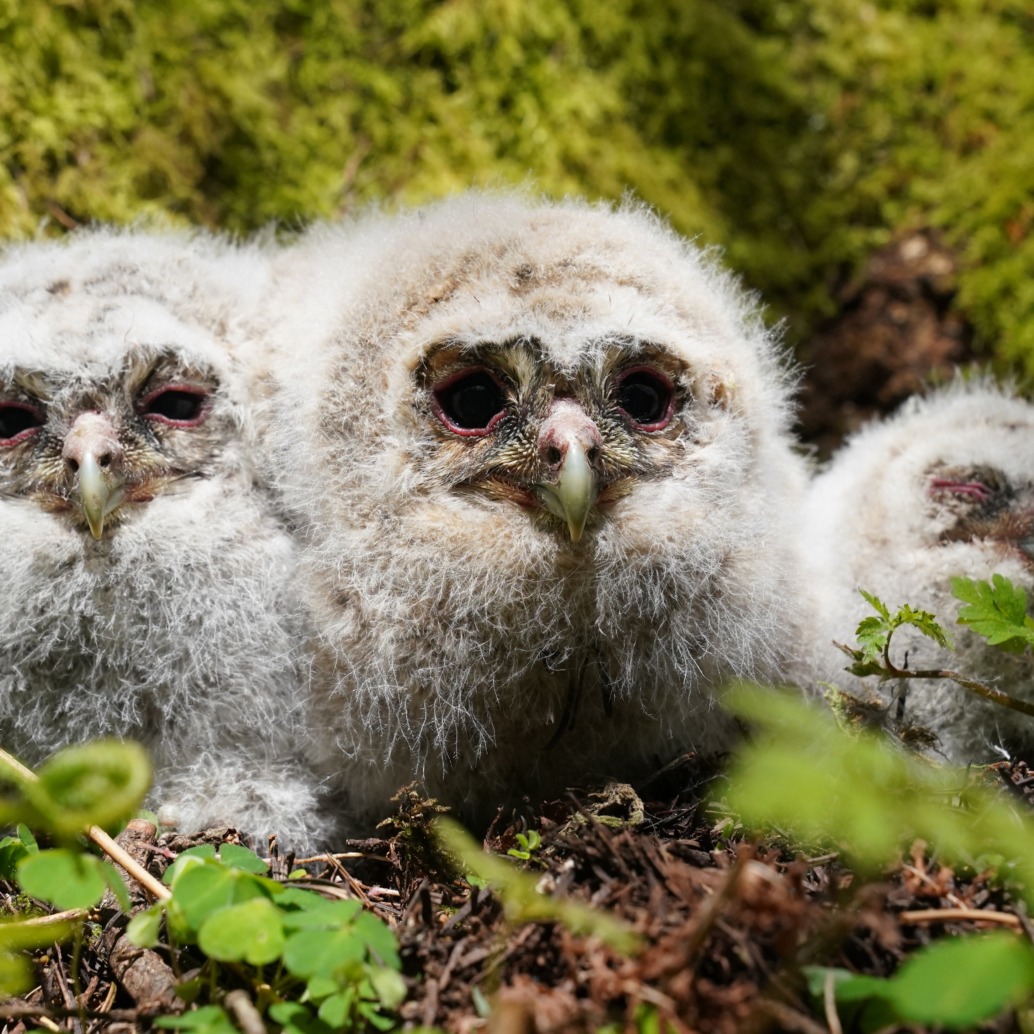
top-left (265, 192), bottom-right (813, 832)
top-left (802, 381), bottom-right (1034, 762)
top-left (0, 227), bottom-right (324, 847)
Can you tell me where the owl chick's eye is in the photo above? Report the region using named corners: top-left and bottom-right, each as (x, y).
top-left (615, 367), bottom-right (674, 430)
top-left (929, 477), bottom-right (995, 502)
top-left (432, 368), bottom-right (508, 436)
top-left (139, 387), bottom-right (210, 427)
top-left (0, 402), bottom-right (44, 445)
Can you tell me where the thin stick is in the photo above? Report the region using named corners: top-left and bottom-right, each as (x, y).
top-left (899, 907), bottom-right (1021, 928)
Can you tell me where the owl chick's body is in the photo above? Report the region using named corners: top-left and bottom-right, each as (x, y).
top-left (0, 228), bottom-right (323, 847)
top-left (802, 382), bottom-right (1034, 762)
top-left (267, 193), bottom-right (812, 831)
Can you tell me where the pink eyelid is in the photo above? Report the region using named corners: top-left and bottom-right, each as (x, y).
top-left (615, 365), bottom-right (675, 430)
top-left (0, 401), bottom-right (44, 444)
top-left (431, 366), bottom-right (508, 437)
top-left (929, 478), bottom-right (993, 501)
top-left (138, 384), bottom-right (211, 426)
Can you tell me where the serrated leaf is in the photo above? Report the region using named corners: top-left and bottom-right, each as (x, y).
top-left (953, 574), bottom-right (1034, 652)
top-left (858, 589), bottom-right (891, 621)
top-left (17, 849), bottom-right (107, 909)
top-left (197, 897), bottom-right (284, 965)
top-left (897, 605), bottom-right (952, 649)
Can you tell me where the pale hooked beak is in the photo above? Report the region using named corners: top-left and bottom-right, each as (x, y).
top-left (62, 412), bottom-right (126, 539)
top-left (535, 400), bottom-right (601, 542)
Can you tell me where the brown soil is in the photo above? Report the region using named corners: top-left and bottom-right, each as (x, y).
top-left (796, 229), bottom-right (977, 459)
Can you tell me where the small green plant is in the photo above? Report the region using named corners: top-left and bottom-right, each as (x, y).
top-left (129, 843), bottom-right (406, 1032)
top-left (723, 681), bottom-right (1034, 1030)
top-left (838, 582), bottom-right (1034, 719)
top-left (435, 817), bottom-right (640, 954)
top-left (0, 739), bottom-right (152, 995)
top-left (804, 933), bottom-right (1034, 1033)
top-left (506, 829), bottom-right (541, 861)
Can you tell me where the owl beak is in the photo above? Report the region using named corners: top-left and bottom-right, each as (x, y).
top-left (63, 412), bottom-right (127, 539)
top-left (535, 400), bottom-right (601, 542)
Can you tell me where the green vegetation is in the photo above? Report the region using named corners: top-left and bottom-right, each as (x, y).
top-left (2, 1), bottom-right (1033, 366)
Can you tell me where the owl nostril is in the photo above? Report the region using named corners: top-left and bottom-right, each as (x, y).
top-left (587, 444), bottom-right (600, 464)
top-left (66, 457), bottom-right (79, 474)
top-left (98, 452), bottom-right (113, 469)
top-left (545, 445), bottom-right (563, 466)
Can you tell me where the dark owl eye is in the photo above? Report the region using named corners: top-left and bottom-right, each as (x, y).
top-left (0, 402), bottom-right (44, 445)
top-left (615, 367), bottom-right (674, 429)
top-left (140, 387), bottom-right (210, 427)
top-left (432, 369), bottom-right (508, 436)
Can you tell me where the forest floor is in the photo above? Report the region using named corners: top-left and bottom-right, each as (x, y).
top-left (5, 753), bottom-right (1034, 1033)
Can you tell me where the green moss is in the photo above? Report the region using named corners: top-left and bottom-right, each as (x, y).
top-left (1, 0), bottom-right (1033, 369)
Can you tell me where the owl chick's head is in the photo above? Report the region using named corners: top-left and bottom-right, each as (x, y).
top-left (0, 228), bottom-right (268, 540)
top-left (293, 194), bottom-right (800, 561)
top-left (810, 381), bottom-right (1034, 584)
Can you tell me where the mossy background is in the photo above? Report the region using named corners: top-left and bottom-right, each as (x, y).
top-left (2, 0), bottom-right (1033, 368)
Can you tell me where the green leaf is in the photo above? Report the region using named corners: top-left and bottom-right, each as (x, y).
top-left (0, 838), bottom-right (29, 881)
top-left (28, 740), bottom-right (151, 837)
top-left (100, 858), bottom-right (132, 912)
top-left (315, 990), bottom-right (356, 1027)
top-left (16, 825), bottom-right (37, 854)
top-left (171, 862), bottom-right (278, 935)
top-left (886, 932), bottom-right (1034, 1029)
top-left (163, 845), bottom-right (217, 888)
top-left (367, 966), bottom-right (407, 1010)
top-left (858, 589), bottom-right (890, 621)
top-left (17, 849), bottom-right (107, 909)
top-left (197, 897), bottom-right (285, 965)
top-left (953, 574), bottom-right (1034, 652)
top-left (126, 904), bottom-right (163, 948)
top-left (153, 1005), bottom-right (239, 1034)
top-left (216, 844), bottom-right (269, 874)
top-left (283, 927), bottom-right (368, 980)
top-left (268, 1001), bottom-right (336, 1034)
top-left (0, 952), bottom-right (33, 999)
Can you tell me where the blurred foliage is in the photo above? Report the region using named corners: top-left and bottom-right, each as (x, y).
top-left (2, 0), bottom-right (1034, 366)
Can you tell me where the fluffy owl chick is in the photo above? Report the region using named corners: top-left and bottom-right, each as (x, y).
top-left (0, 228), bottom-right (323, 847)
top-left (268, 193), bottom-right (812, 830)
top-left (803, 381), bottom-right (1034, 762)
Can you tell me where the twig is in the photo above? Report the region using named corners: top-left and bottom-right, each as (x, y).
top-left (224, 990), bottom-right (266, 1034)
top-left (0, 747), bottom-right (170, 902)
top-left (899, 907), bottom-right (1021, 928)
top-left (823, 968), bottom-right (843, 1034)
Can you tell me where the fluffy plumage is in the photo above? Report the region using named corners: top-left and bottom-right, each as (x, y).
top-left (802, 381), bottom-right (1034, 761)
top-left (266, 193), bottom-right (812, 830)
top-left (0, 227), bottom-right (323, 846)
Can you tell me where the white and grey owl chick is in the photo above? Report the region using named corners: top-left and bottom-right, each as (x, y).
top-left (0, 227), bottom-right (324, 848)
top-left (802, 381), bottom-right (1034, 762)
top-left (265, 193), bottom-right (813, 831)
